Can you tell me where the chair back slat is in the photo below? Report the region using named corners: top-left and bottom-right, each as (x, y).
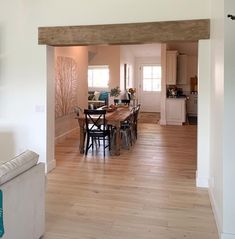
top-left (83, 109), bottom-right (111, 157)
top-left (84, 109), bottom-right (107, 133)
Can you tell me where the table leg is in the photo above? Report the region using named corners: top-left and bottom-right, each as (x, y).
top-left (115, 124), bottom-right (121, 156)
top-left (79, 119), bottom-right (85, 154)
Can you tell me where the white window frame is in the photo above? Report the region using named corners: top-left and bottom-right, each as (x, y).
top-left (142, 64), bottom-right (161, 92)
top-left (88, 65), bottom-right (109, 88)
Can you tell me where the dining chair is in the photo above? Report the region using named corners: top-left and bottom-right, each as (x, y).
top-left (84, 109), bottom-right (111, 157)
top-left (74, 106), bottom-right (83, 117)
top-left (111, 108), bottom-right (135, 150)
top-left (114, 99), bottom-right (130, 106)
top-left (74, 106), bottom-right (87, 144)
top-left (133, 104), bottom-right (141, 140)
top-left (120, 109), bottom-right (135, 148)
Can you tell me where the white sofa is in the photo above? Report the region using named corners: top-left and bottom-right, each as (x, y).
top-left (0, 150), bottom-right (45, 239)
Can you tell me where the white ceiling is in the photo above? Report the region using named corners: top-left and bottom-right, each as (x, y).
top-left (121, 42), bottom-right (198, 58)
top-left (121, 43), bottom-right (161, 57)
top-left (167, 42), bottom-right (198, 55)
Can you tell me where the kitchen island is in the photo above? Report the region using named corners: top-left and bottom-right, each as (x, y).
top-left (166, 97), bottom-right (186, 125)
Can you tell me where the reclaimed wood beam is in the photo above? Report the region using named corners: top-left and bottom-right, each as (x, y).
top-left (38, 19), bottom-right (210, 46)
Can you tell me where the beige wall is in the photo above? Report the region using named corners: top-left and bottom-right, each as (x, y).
top-left (54, 46), bottom-right (88, 140)
top-left (89, 46), bottom-right (121, 92)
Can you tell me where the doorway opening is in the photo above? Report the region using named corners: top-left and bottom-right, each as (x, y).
top-left (42, 20), bottom-right (209, 188)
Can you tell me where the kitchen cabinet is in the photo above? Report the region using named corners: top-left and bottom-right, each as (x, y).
top-left (187, 94), bottom-right (197, 116)
top-left (177, 54), bottom-right (187, 85)
top-left (166, 98), bottom-right (186, 125)
top-left (166, 51), bottom-right (178, 85)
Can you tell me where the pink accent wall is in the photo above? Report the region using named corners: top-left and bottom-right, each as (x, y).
top-left (54, 46), bottom-right (88, 140)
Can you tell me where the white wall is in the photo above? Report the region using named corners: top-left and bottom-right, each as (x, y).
top-left (0, 1), bottom-right (211, 171)
top-left (209, 1), bottom-right (235, 238)
top-left (160, 44), bottom-right (167, 125)
top-left (209, 0), bottom-right (224, 236)
top-left (47, 46), bottom-right (56, 171)
top-left (223, 0), bottom-right (235, 236)
top-left (197, 40), bottom-right (211, 188)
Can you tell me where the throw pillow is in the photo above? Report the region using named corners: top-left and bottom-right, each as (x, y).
top-left (88, 94), bottom-right (94, 100)
top-left (93, 91), bottom-right (100, 101)
top-left (99, 92), bottom-right (108, 101)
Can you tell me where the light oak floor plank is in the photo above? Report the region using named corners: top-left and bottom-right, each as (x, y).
top-left (43, 124), bottom-right (218, 239)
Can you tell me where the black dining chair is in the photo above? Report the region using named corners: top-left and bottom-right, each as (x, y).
top-left (111, 108), bottom-right (135, 150)
top-left (84, 109), bottom-right (111, 157)
top-left (133, 104), bottom-right (141, 140)
top-left (114, 99), bottom-right (130, 106)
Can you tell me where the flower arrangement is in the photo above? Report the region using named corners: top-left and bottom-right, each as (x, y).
top-left (128, 88), bottom-right (136, 95)
top-left (110, 86), bottom-right (121, 97)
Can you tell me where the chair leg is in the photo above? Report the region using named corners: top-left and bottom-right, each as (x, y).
top-left (108, 134), bottom-right (111, 151)
top-left (85, 135), bottom-right (90, 155)
top-left (103, 137), bottom-right (105, 157)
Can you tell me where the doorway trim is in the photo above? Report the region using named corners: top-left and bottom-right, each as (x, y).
top-left (38, 19), bottom-right (210, 46)
top-left (42, 20), bottom-right (210, 189)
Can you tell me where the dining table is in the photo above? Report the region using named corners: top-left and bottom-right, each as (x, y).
top-left (77, 106), bottom-right (133, 156)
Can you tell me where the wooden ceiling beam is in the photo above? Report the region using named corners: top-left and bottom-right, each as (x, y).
top-left (38, 19), bottom-right (210, 46)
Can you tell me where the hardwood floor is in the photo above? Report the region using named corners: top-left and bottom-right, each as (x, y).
top-left (139, 112), bottom-right (160, 124)
top-left (43, 124), bottom-right (218, 239)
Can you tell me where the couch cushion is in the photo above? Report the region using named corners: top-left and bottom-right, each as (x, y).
top-left (93, 91), bottom-right (100, 101)
top-left (99, 92), bottom-right (109, 101)
top-left (88, 94), bottom-right (94, 100)
top-left (0, 150), bottom-right (39, 185)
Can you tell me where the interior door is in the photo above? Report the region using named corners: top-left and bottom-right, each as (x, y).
top-left (139, 64), bottom-right (161, 112)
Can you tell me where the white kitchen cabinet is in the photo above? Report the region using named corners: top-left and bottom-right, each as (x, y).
top-left (177, 54), bottom-right (188, 85)
top-left (186, 94), bottom-right (197, 116)
top-left (166, 50), bottom-right (178, 85)
top-left (166, 98), bottom-right (186, 125)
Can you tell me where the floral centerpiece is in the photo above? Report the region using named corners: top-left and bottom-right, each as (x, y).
top-left (128, 88), bottom-right (136, 99)
top-left (110, 86), bottom-right (121, 97)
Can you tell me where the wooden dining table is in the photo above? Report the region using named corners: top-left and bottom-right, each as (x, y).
top-left (77, 106), bottom-right (133, 156)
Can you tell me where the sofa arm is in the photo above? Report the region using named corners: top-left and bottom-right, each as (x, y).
top-left (0, 163), bottom-right (45, 239)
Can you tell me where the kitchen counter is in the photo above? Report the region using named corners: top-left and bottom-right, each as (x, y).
top-left (166, 98), bottom-right (186, 125)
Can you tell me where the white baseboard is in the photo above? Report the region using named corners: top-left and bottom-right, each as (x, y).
top-left (47, 159), bottom-right (56, 173)
top-left (159, 119), bottom-right (166, 125)
top-left (196, 171), bottom-right (209, 188)
top-left (55, 127), bottom-right (79, 144)
top-left (208, 180), bottom-right (222, 238)
top-left (208, 180), bottom-right (235, 239)
top-left (166, 120), bottom-right (183, 126)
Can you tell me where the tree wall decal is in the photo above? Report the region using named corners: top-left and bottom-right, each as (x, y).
top-left (55, 56), bottom-right (78, 118)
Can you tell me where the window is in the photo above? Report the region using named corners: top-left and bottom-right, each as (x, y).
top-left (142, 65), bottom-right (161, 92)
top-left (88, 65), bottom-right (109, 88)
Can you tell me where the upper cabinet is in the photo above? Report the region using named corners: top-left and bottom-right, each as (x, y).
top-left (166, 50), bottom-right (178, 85)
top-left (177, 54), bottom-right (188, 85)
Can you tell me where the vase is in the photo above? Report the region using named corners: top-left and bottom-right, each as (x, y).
top-left (130, 94), bottom-right (135, 100)
top-left (109, 96), bottom-right (115, 106)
